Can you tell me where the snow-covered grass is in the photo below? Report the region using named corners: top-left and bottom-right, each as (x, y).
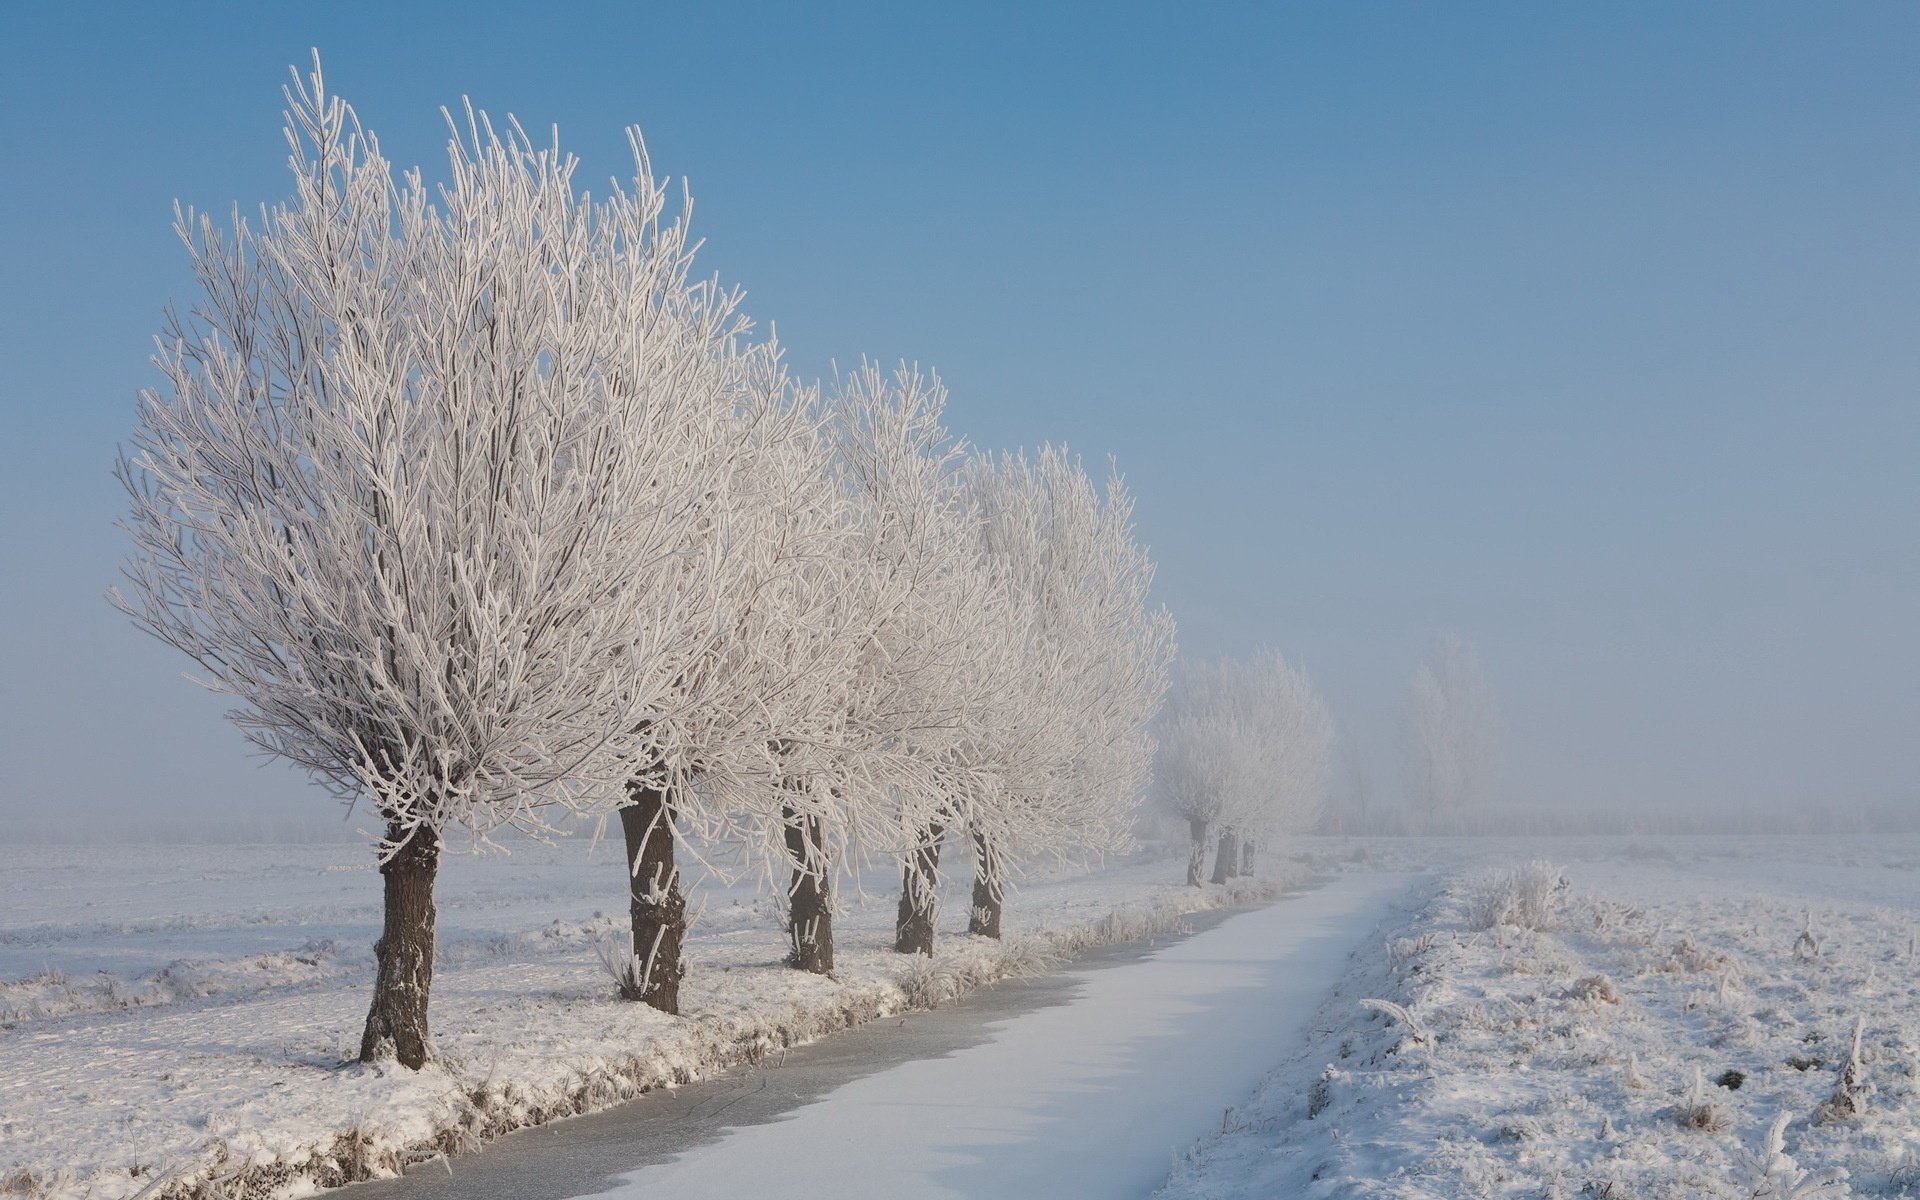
top-left (1161, 835), bottom-right (1920, 1200)
top-left (0, 840), bottom-right (1299, 1200)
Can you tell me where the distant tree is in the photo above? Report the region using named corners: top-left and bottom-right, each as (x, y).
top-left (1239, 649), bottom-right (1335, 864)
top-left (1405, 633), bottom-right (1505, 827)
top-left (1333, 723), bottom-right (1373, 834)
top-left (1157, 649), bottom-right (1333, 884)
top-left (116, 60), bottom-right (757, 1063)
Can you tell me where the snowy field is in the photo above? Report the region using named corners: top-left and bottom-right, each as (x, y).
top-left (5, 835), bottom-right (1916, 1200)
top-left (1160, 834), bottom-right (1920, 1200)
top-left (0, 838), bottom-right (1300, 1200)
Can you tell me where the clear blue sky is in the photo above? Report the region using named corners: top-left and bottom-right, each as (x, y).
top-left (2, 2), bottom-right (1915, 836)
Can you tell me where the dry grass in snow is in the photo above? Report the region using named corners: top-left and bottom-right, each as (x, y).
top-left (1160, 836), bottom-right (1920, 1200)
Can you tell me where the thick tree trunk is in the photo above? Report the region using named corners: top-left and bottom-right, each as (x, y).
top-left (784, 806), bottom-right (833, 974)
top-left (359, 823), bottom-right (439, 1069)
top-left (618, 783), bottom-right (686, 1013)
top-left (967, 829), bottom-right (1003, 939)
top-left (1241, 838), bottom-right (1255, 875)
top-left (1186, 818), bottom-right (1209, 887)
top-left (1211, 831), bottom-right (1240, 884)
top-left (894, 821), bottom-right (946, 955)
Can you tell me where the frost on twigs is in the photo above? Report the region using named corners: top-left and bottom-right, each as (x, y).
top-left (1816, 1018), bottom-right (1869, 1124)
top-left (1463, 861), bottom-right (1564, 932)
top-left (1674, 1066), bottom-right (1734, 1134)
top-left (1738, 1112), bottom-right (1852, 1199)
top-left (1795, 911), bottom-right (1822, 962)
top-left (1358, 997), bottom-right (1432, 1053)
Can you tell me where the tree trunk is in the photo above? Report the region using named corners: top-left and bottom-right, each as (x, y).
top-left (967, 829), bottom-right (1003, 939)
top-left (1186, 818), bottom-right (1209, 886)
top-left (784, 805), bottom-right (833, 973)
top-left (1211, 831), bottom-right (1239, 884)
top-left (1241, 838), bottom-right (1255, 875)
top-left (618, 783), bottom-right (686, 1013)
top-left (359, 822), bottom-right (439, 1069)
top-left (894, 821), bottom-right (946, 955)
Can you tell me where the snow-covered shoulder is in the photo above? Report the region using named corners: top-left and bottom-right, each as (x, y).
top-left (0, 846), bottom-right (1298, 1200)
top-left (1158, 838), bottom-right (1920, 1199)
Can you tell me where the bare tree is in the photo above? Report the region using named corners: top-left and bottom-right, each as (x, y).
top-left (115, 60), bottom-right (754, 1064)
top-left (1405, 632), bottom-right (1505, 827)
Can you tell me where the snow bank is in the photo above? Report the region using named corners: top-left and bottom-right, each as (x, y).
top-left (1158, 836), bottom-right (1920, 1199)
top-left (0, 846), bottom-right (1298, 1200)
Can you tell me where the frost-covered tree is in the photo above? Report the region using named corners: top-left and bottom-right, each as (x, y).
top-left (818, 364), bottom-right (1007, 957)
top-left (1405, 632), bottom-right (1505, 826)
top-left (960, 449), bottom-right (1175, 936)
top-left (605, 355), bottom-right (859, 1007)
top-left (1157, 649), bottom-right (1333, 885)
top-left (614, 361), bottom-right (1007, 985)
top-left (115, 60), bottom-right (760, 1064)
top-left (1238, 649), bottom-right (1335, 865)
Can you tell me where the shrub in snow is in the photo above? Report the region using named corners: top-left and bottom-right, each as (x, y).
top-left (1464, 861), bottom-right (1564, 932)
top-left (1675, 1066), bottom-right (1734, 1134)
top-left (1358, 997), bottom-right (1432, 1052)
top-left (1738, 1112), bottom-right (1851, 1198)
top-left (1795, 912), bottom-right (1822, 962)
top-left (1307, 1065), bottom-right (1341, 1119)
top-left (1816, 1018), bottom-right (1869, 1124)
top-left (1623, 1052), bottom-right (1649, 1089)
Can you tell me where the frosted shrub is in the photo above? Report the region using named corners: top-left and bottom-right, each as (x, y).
top-left (1676, 1066), bottom-right (1734, 1134)
top-left (1358, 998), bottom-right (1432, 1052)
top-left (1738, 1112), bottom-right (1851, 1198)
top-left (1465, 861), bottom-right (1564, 932)
top-left (1816, 1018), bottom-right (1869, 1124)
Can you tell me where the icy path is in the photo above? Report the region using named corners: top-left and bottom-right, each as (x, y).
top-left (366, 872), bottom-right (1413, 1200)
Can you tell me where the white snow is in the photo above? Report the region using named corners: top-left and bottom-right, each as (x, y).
top-left (1157, 834), bottom-right (1920, 1200)
top-left (10, 834), bottom-right (1916, 1200)
top-left (0, 839), bottom-right (1303, 1200)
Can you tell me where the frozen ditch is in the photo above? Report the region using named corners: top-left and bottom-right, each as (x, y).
top-left (354, 872), bottom-right (1416, 1200)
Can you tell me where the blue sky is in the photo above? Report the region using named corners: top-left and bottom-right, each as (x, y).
top-left (2, 2), bottom-right (1915, 834)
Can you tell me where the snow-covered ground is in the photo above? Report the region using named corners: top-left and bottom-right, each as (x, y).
top-left (1158, 834), bottom-right (1920, 1200)
top-left (0, 838), bottom-right (1305, 1200)
top-left (8, 834), bottom-right (1915, 1200)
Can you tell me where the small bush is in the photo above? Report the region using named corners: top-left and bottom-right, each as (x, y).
top-left (1464, 861), bottom-right (1564, 932)
top-left (1676, 1067), bottom-right (1734, 1134)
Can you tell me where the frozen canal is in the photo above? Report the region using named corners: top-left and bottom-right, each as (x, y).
top-left (356, 872), bottom-right (1414, 1200)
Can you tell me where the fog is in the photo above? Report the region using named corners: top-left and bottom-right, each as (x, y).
top-left (2, 5), bottom-right (1915, 841)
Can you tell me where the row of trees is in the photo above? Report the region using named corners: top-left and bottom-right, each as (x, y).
top-left (1153, 634), bottom-right (1504, 859)
top-left (1156, 650), bottom-right (1335, 885)
top-left (115, 60), bottom-right (1173, 1069)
